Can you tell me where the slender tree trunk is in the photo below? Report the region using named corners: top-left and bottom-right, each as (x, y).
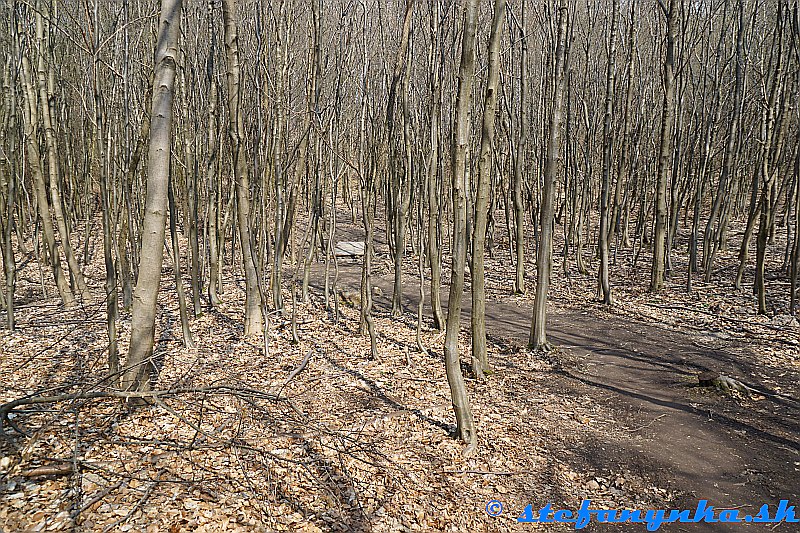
top-left (791, 131), bottom-right (800, 314)
top-left (271, 2), bottom-right (288, 312)
top-left (357, 5), bottom-right (377, 359)
top-left (36, 7), bottom-right (88, 300)
top-left (179, 55), bottom-right (201, 317)
top-left (426, 2), bottom-right (445, 330)
top-left (389, 0), bottom-right (415, 317)
top-left (703, 0), bottom-right (744, 280)
top-left (91, 1), bottom-right (120, 385)
top-left (650, 0), bottom-right (678, 292)
top-left (598, 0), bottom-right (618, 304)
top-left (512, 0), bottom-right (528, 295)
top-left (222, 0), bottom-right (263, 336)
top-left (168, 172), bottom-right (194, 347)
top-left (755, 5), bottom-right (789, 314)
top-left (206, 73), bottom-right (222, 306)
top-left (444, 0), bottom-right (478, 450)
top-left (471, 0), bottom-right (505, 379)
top-left (120, 104), bottom-right (150, 310)
top-left (1, 62), bottom-right (15, 330)
top-left (529, 1), bottom-right (568, 349)
top-left (610, 2), bottom-right (636, 242)
top-left (16, 26), bottom-right (74, 307)
top-left (123, 0), bottom-right (182, 393)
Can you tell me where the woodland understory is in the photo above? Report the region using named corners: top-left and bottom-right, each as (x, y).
top-left (0, 210), bottom-right (798, 532)
top-left (2, 0), bottom-right (800, 531)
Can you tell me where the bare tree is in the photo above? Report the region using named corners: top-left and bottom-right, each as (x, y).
top-left (650, 0), bottom-right (678, 292)
top-left (529, 0), bottom-right (568, 350)
top-left (598, 0), bottom-right (619, 304)
top-left (222, 0), bottom-right (264, 337)
top-left (444, 0), bottom-right (478, 450)
top-left (386, 0), bottom-right (416, 318)
top-left (511, 0), bottom-right (529, 295)
top-left (471, 0), bottom-right (505, 378)
top-left (123, 0), bottom-right (183, 393)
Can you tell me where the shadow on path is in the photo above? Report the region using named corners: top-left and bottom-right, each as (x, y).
top-left (310, 261), bottom-right (800, 530)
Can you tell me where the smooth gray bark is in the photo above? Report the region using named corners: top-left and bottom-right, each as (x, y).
top-left (123, 0), bottom-right (182, 393)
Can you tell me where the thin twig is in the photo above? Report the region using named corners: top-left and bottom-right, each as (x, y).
top-left (625, 413), bottom-right (668, 432)
top-left (277, 350), bottom-right (313, 397)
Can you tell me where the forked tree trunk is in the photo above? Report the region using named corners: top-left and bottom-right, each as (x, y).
top-left (222, 0), bottom-right (263, 337)
top-left (444, 0), bottom-right (478, 450)
top-left (471, 0), bottom-right (505, 379)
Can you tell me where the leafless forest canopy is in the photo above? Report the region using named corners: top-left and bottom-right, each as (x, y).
top-left (0, 0), bottom-right (799, 530)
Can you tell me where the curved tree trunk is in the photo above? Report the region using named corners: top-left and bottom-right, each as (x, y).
top-left (443, 0), bottom-right (478, 450)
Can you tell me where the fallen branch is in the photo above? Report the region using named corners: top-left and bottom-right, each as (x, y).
top-left (0, 385), bottom-right (281, 439)
top-left (71, 481), bottom-right (125, 519)
top-left (20, 463), bottom-right (74, 477)
top-left (276, 350), bottom-right (313, 397)
top-left (625, 413), bottom-right (668, 432)
top-left (442, 469), bottom-right (517, 476)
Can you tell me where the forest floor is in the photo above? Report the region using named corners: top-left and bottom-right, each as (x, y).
top-left (1, 215), bottom-right (799, 532)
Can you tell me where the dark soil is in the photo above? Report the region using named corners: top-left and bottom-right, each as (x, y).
top-left (328, 257), bottom-right (800, 532)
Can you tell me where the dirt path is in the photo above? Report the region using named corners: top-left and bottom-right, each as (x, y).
top-left (322, 261), bottom-right (800, 530)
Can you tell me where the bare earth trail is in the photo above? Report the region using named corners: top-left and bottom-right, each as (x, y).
top-left (318, 261), bottom-right (800, 531)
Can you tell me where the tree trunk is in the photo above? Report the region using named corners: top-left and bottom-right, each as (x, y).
top-left (529, 0), bottom-right (568, 349)
top-left (1, 61), bottom-right (16, 329)
top-left (90, 0), bottom-right (120, 385)
top-left (471, 0), bottom-right (505, 379)
top-left (168, 172), bottom-right (194, 347)
top-left (426, 0), bottom-right (445, 330)
top-left (16, 25), bottom-right (74, 307)
top-left (444, 0), bottom-right (478, 450)
top-left (36, 7), bottom-right (89, 300)
top-left (598, 0), bottom-right (618, 304)
top-left (512, 0), bottom-right (528, 295)
top-left (703, 0), bottom-right (744, 280)
top-left (222, 0), bottom-right (264, 337)
top-left (123, 0), bottom-right (182, 393)
top-left (650, 0), bottom-right (678, 292)
top-left (389, 0), bottom-right (415, 317)
top-left (791, 131), bottom-right (800, 314)
top-left (206, 72), bottom-right (222, 307)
